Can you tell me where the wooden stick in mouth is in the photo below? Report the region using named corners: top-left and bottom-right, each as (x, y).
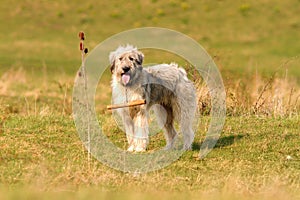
top-left (107, 99), bottom-right (146, 110)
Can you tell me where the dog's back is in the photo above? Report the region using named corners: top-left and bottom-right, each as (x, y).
top-left (145, 63), bottom-right (192, 88)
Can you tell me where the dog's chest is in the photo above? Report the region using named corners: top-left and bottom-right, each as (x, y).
top-left (112, 85), bottom-right (145, 104)
top-left (112, 85), bottom-right (144, 118)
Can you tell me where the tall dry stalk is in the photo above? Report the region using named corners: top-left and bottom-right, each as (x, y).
top-left (78, 31), bottom-right (91, 165)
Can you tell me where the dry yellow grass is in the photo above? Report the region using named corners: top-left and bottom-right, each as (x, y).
top-left (1, 65), bottom-right (299, 118)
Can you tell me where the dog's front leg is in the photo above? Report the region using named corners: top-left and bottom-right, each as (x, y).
top-left (132, 109), bottom-right (149, 152)
top-left (120, 111), bottom-right (135, 152)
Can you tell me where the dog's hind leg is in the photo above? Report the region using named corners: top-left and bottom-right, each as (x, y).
top-left (178, 89), bottom-right (197, 150)
top-left (180, 117), bottom-right (195, 150)
top-left (153, 105), bottom-right (177, 150)
top-left (163, 123), bottom-right (177, 150)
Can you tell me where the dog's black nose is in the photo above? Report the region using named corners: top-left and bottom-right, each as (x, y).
top-left (122, 66), bottom-right (130, 73)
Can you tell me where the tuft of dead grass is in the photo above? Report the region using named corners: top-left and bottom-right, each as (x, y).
top-left (192, 70), bottom-right (300, 117)
top-left (1, 64), bottom-right (299, 118)
top-left (0, 68), bottom-right (73, 116)
top-left (0, 67), bottom-right (27, 95)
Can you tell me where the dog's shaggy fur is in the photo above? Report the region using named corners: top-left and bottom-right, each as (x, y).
top-left (110, 45), bottom-right (197, 152)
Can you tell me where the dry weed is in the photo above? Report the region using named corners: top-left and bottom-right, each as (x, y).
top-left (191, 68), bottom-right (300, 117)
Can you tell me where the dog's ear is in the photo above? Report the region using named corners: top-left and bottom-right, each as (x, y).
top-left (110, 60), bottom-right (115, 74)
top-left (136, 51), bottom-right (144, 65)
top-left (109, 50), bottom-right (117, 73)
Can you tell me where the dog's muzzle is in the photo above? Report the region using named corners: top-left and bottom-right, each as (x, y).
top-left (121, 66), bottom-right (131, 85)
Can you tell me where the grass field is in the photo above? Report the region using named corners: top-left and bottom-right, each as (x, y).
top-left (0, 0), bottom-right (300, 199)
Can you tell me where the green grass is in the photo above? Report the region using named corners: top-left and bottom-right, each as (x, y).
top-left (0, 0), bottom-right (300, 199)
top-left (1, 114), bottom-right (299, 198)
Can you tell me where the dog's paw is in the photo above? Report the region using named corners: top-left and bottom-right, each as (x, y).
top-left (134, 138), bottom-right (147, 152)
top-left (127, 145), bottom-right (135, 152)
top-left (163, 144), bottom-right (173, 150)
top-left (127, 138), bottom-right (148, 152)
top-left (183, 144), bottom-right (193, 151)
top-left (134, 146), bottom-right (146, 152)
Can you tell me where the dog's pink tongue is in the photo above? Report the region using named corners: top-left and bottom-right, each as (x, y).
top-left (122, 74), bottom-right (130, 85)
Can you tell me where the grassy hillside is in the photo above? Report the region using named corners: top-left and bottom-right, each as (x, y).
top-left (1, 0), bottom-right (300, 76)
top-left (0, 0), bottom-right (299, 199)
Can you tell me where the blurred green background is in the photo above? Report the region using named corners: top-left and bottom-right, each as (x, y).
top-left (1, 0), bottom-right (300, 78)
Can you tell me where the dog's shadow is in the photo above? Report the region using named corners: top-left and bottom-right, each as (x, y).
top-left (192, 134), bottom-right (244, 150)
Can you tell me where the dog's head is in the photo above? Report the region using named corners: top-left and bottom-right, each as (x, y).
top-left (109, 45), bottom-right (144, 86)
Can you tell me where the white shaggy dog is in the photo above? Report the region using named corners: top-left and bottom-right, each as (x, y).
top-left (110, 45), bottom-right (197, 152)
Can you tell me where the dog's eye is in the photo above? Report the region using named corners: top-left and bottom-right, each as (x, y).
top-left (119, 57), bottom-right (123, 61)
top-left (129, 57), bottom-right (134, 61)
